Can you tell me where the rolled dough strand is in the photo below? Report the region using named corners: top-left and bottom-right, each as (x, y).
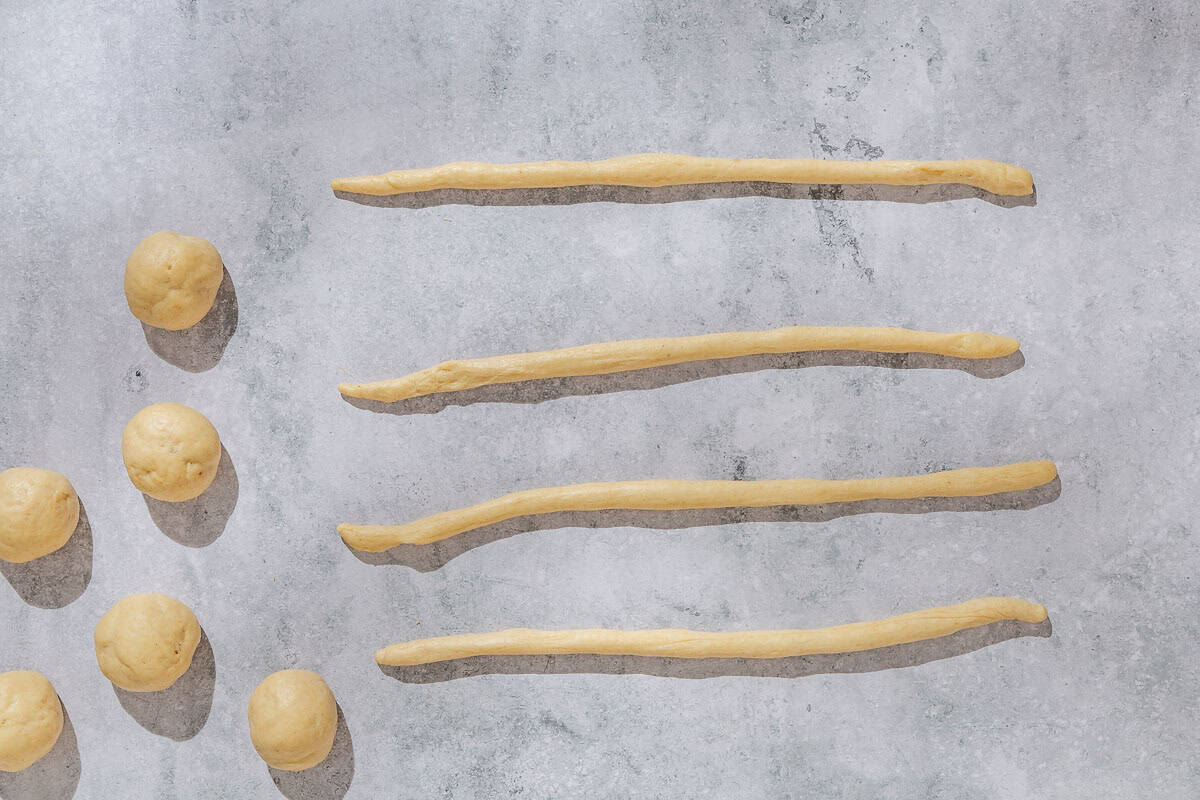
top-left (331, 153), bottom-right (1034, 197)
top-left (374, 596), bottom-right (1048, 665)
top-left (338, 326), bottom-right (1020, 403)
top-left (339, 460), bottom-right (1057, 552)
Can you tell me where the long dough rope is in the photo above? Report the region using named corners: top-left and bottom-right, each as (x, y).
top-left (331, 153), bottom-right (1035, 197)
top-left (339, 460), bottom-right (1057, 552)
top-left (375, 596), bottom-right (1048, 665)
top-left (338, 325), bottom-right (1020, 403)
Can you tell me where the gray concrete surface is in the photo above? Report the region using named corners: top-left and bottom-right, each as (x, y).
top-left (2, 1), bottom-right (1198, 797)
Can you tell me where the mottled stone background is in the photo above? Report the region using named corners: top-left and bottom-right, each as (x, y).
top-left (2, 2), bottom-right (1197, 797)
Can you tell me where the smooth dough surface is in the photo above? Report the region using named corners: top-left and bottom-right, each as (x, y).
top-left (376, 597), bottom-right (1048, 665)
top-left (339, 326), bottom-right (1020, 402)
top-left (94, 593), bottom-right (201, 692)
top-left (124, 230), bottom-right (223, 330)
top-left (247, 670), bottom-right (337, 771)
top-left (340, 460), bottom-right (1058, 551)
top-left (122, 402), bottom-right (221, 502)
top-left (332, 154), bottom-right (1035, 197)
top-left (0, 671), bottom-right (64, 772)
top-left (0, 467), bottom-right (79, 563)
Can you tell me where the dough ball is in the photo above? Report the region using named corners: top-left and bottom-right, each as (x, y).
top-left (124, 230), bottom-right (224, 330)
top-left (248, 670), bottom-right (338, 771)
top-left (122, 402), bottom-right (221, 502)
top-left (0, 671), bottom-right (63, 772)
top-left (94, 593), bottom-right (201, 692)
top-left (0, 467), bottom-right (80, 563)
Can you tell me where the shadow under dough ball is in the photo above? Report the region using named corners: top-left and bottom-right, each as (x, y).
top-left (124, 230), bottom-right (224, 331)
top-left (94, 593), bottom-right (201, 692)
top-left (122, 402), bottom-right (221, 502)
top-left (0, 467), bottom-right (80, 563)
top-left (248, 670), bottom-right (338, 771)
top-left (0, 671), bottom-right (64, 772)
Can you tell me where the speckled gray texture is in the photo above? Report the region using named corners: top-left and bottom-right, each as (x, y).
top-left (1, 2), bottom-right (1197, 797)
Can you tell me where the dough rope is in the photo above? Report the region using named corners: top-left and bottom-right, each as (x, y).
top-left (339, 325), bottom-right (1020, 403)
top-left (331, 153), bottom-right (1034, 197)
top-left (374, 596), bottom-right (1048, 665)
top-left (339, 460), bottom-right (1057, 552)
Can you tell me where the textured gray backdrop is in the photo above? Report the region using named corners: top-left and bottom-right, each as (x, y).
top-left (2, 1), bottom-right (1197, 798)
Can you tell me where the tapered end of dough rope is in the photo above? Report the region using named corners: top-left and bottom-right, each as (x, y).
top-left (338, 381), bottom-right (390, 402)
top-left (1022, 602), bottom-right (1049, 623)
top-left (339, 523), bottom-right (420, 552)
top-left (330, 175), bottom-right (386, 195)
top-left (980, 161), bottom-right (1035, 196)
top-left (1023, 459), bottom-right (1058, 487)
top-left (976, 596), bottom-right (1049, 624)
top-left (989, 459), bottom-right (1057, 494)
top-left (339, 523), bottom-right (378, 552)
top-left (375, 641), bottom-right (449, 665)
top-left (951, 332), bottom-right (1020, 359)
top-left (339, 379), bottom-right (415, 402)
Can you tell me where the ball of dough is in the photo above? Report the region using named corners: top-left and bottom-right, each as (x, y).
top-left (0, 671), bottom-right (63, 772)
top-left (124, 230), bottom-right (224, 330)
top-left (94, 593), bottom-right (201, 692)
top-left (248, 670), bottom-right (338, 771)
top-left (0, 468), bottom-right (80, 563)
top-left (122, 402), bottom-right (221, 502)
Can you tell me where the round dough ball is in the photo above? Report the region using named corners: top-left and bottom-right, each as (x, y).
top-left (0, 671), bottom-right (63, 772)
top-left (122, 402), bottom-right (221, 502)
top-left (0, 468), bottom-right (80, 563)
top-left (248, 670), bottom-right (338, 771)
top-left (124, 230), bottom-right (224, 330)
top-left (94, 593), bottom-right (201, 692)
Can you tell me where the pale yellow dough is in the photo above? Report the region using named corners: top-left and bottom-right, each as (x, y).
top-left (122, 402), bottom-right (221, 502)
top-left (247, 670), bottom-right (338, 771)
top-left (0, 671), bottom-right (63, 772)
top-left (339, 325), bottom-right (1020, 403)
top-left (332, 153), bottom-right (1034, 197)
top-left (0, 467), bottom-right (79, 563)
top-left (340, 460), bottom-right (1057, 552)
top-left (124, 230), bottom-right (224, 330)
top-left (376, 597), bottom-right (1047, 665)
top-left (94, 593), bottom-right (201, 692)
